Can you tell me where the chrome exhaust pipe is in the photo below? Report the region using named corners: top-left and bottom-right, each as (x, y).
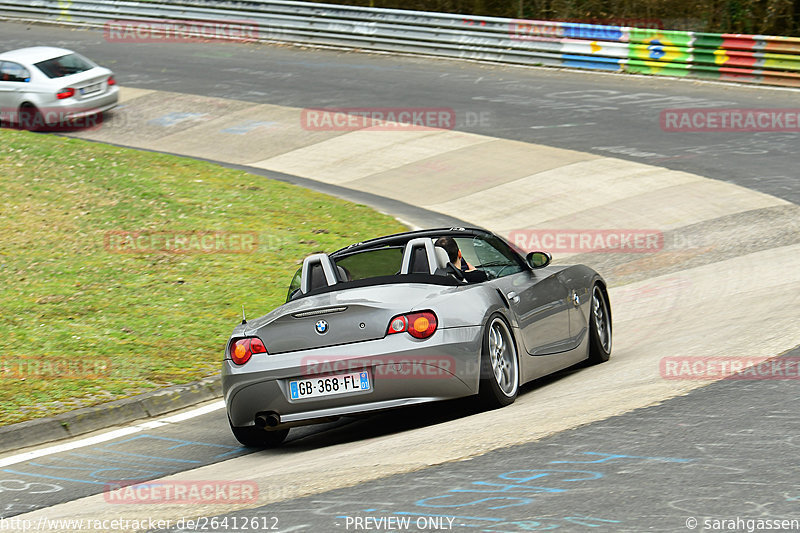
top-left (255, 412), bottom-right (281, 428)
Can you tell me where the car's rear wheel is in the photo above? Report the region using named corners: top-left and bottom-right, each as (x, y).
top-left (479, 314), bottom-right (519, 408)
top-left (587, 284), bottom-right (612, 364)
top-left (18, 104), bottom-right (45, 132)
top-left (229, 421), bottom-right (289, 448)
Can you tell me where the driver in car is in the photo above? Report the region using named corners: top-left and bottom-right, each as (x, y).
top-left (435, 236), bottom-right (474, 271)
top-left (435, 237), bottom-right (488, 282)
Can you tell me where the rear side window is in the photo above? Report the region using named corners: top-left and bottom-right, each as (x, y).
top-left (286, 268), bottom-right (302, 302)
top-left (34, 53), bottom-right (95, 79)
top-left (0, 61), bottom-right (30, 82)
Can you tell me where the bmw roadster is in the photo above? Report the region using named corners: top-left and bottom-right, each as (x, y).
top-left (223, 227), bottom-right (611, 447)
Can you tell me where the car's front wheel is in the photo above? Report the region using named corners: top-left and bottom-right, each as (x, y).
top-left (229, 421), bottom-right (289, 448)
top-left (479, 314), bottom-right (519, 408)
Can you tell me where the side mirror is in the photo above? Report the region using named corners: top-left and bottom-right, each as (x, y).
top-left (526, 251), bottom-right (551, 269)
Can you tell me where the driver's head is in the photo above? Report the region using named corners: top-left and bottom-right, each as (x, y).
top-left (435, 236), bottom-right (460, 263)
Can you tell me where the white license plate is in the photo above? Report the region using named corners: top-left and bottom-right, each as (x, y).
top-left (289, 371), bottom-right (370, 400)
top-left (80, 83), bottom-right (101, 95)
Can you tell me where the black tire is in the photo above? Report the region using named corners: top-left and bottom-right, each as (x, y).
top-left (587, 284), bottom-right (612, 364)
top-left (229, 422), bottom-right (288, 448)
top-left (18, 104), bottom-right (46, 132)
top-left (478, 314), bottom-right (519, 408)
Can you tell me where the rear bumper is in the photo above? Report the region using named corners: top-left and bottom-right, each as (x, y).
top-left (48, 87), bottom-right (119, 123)
top-left (223, 326), bottom-right (483, 428)
top-left (3, 87), bottom-right (119, 126)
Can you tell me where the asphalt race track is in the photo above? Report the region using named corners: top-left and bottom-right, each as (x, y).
top-left (1, 21), bottom-right (799, 533)
top-left (1, 22), bottom-right (798, 205)
top-left (155, 346), bottom-right (800, 533)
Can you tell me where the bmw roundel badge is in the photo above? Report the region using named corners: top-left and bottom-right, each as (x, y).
top-left (315, 319), bottom-right (329, 335)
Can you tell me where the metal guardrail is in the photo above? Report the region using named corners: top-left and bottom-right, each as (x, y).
top-left (1, 0), bottom-right (799, 88)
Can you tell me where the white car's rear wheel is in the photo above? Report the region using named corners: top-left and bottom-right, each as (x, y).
top-left (18, 104), bottom-right (45, 132)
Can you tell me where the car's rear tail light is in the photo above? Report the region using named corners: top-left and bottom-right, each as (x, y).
top-left (387, 316), bottom-right (407, 334)
top-left (107, 76), bottom-right (116, 86)
top-left (230, 337), bottom-right (267, 365)
top-left (57, 88), bottom-right (75, 100)
top-left (387, 311), bottom-right (438, 339)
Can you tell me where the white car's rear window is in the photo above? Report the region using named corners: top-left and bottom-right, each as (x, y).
top-left (34, 53), bottom-right (95, 79)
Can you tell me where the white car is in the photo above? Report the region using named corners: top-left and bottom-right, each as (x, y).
top-left (0, 46), bottom-right (118, 130)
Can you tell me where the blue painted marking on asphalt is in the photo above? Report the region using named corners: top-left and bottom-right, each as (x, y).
top-left (326, 452), bottom-right (687, 528)
top-left (213, 447), bottom-right (245, 459)
top-left (65, 452), bottom-right (168, 468)
top-left (221, 120), bottom-right (276, 134)
top-left (101, 435), bottom-right (239, 461)
top-left (416, 495), bottom-right (533, 509)
top-left (338, 511), bottom-right (503, 522)
top-left (1, 469), bottom-right (106, 485)
top-left (0, 436), bottom-right (246, 491)
top-left (148, 112), bottom-right (208, 127)
top-left (549, 452), bottom-right (692, 464)
top-left (117, 434), bottom-right (238, 450)
top-left (26, 458), bottom-right (164, 480)
top-left (499, 470), bottom-right (604, 482)
top-left (392, 511), bottom-right (503, 521)
top-left (452, 481), bottom-right (566, 493)
top-left (94, 450), bottom-right (201, 464)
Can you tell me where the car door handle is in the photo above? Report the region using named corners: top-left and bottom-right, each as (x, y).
top-left (507, 291), bottom-right (520, 303)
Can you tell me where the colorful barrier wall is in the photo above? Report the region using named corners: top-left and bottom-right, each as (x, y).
top-left (1, 0), bottom-right (799, 88)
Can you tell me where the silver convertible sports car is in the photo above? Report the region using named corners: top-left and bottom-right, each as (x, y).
top-left (223, 227), bottom-right (612, 447)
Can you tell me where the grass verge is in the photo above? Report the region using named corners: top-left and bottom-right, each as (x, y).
top-left (0, 129), bottom-right (407, 425)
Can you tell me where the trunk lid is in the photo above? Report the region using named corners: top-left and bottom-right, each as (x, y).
top-left (247, 284), bottom-right (452, 354)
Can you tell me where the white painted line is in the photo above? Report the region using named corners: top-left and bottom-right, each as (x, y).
top-left (0, 400), bottom-right (225, 468)
top-left (138, 420), bottom-right (170, 429)
top-left (0, 427), bottom-right (142, 468)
